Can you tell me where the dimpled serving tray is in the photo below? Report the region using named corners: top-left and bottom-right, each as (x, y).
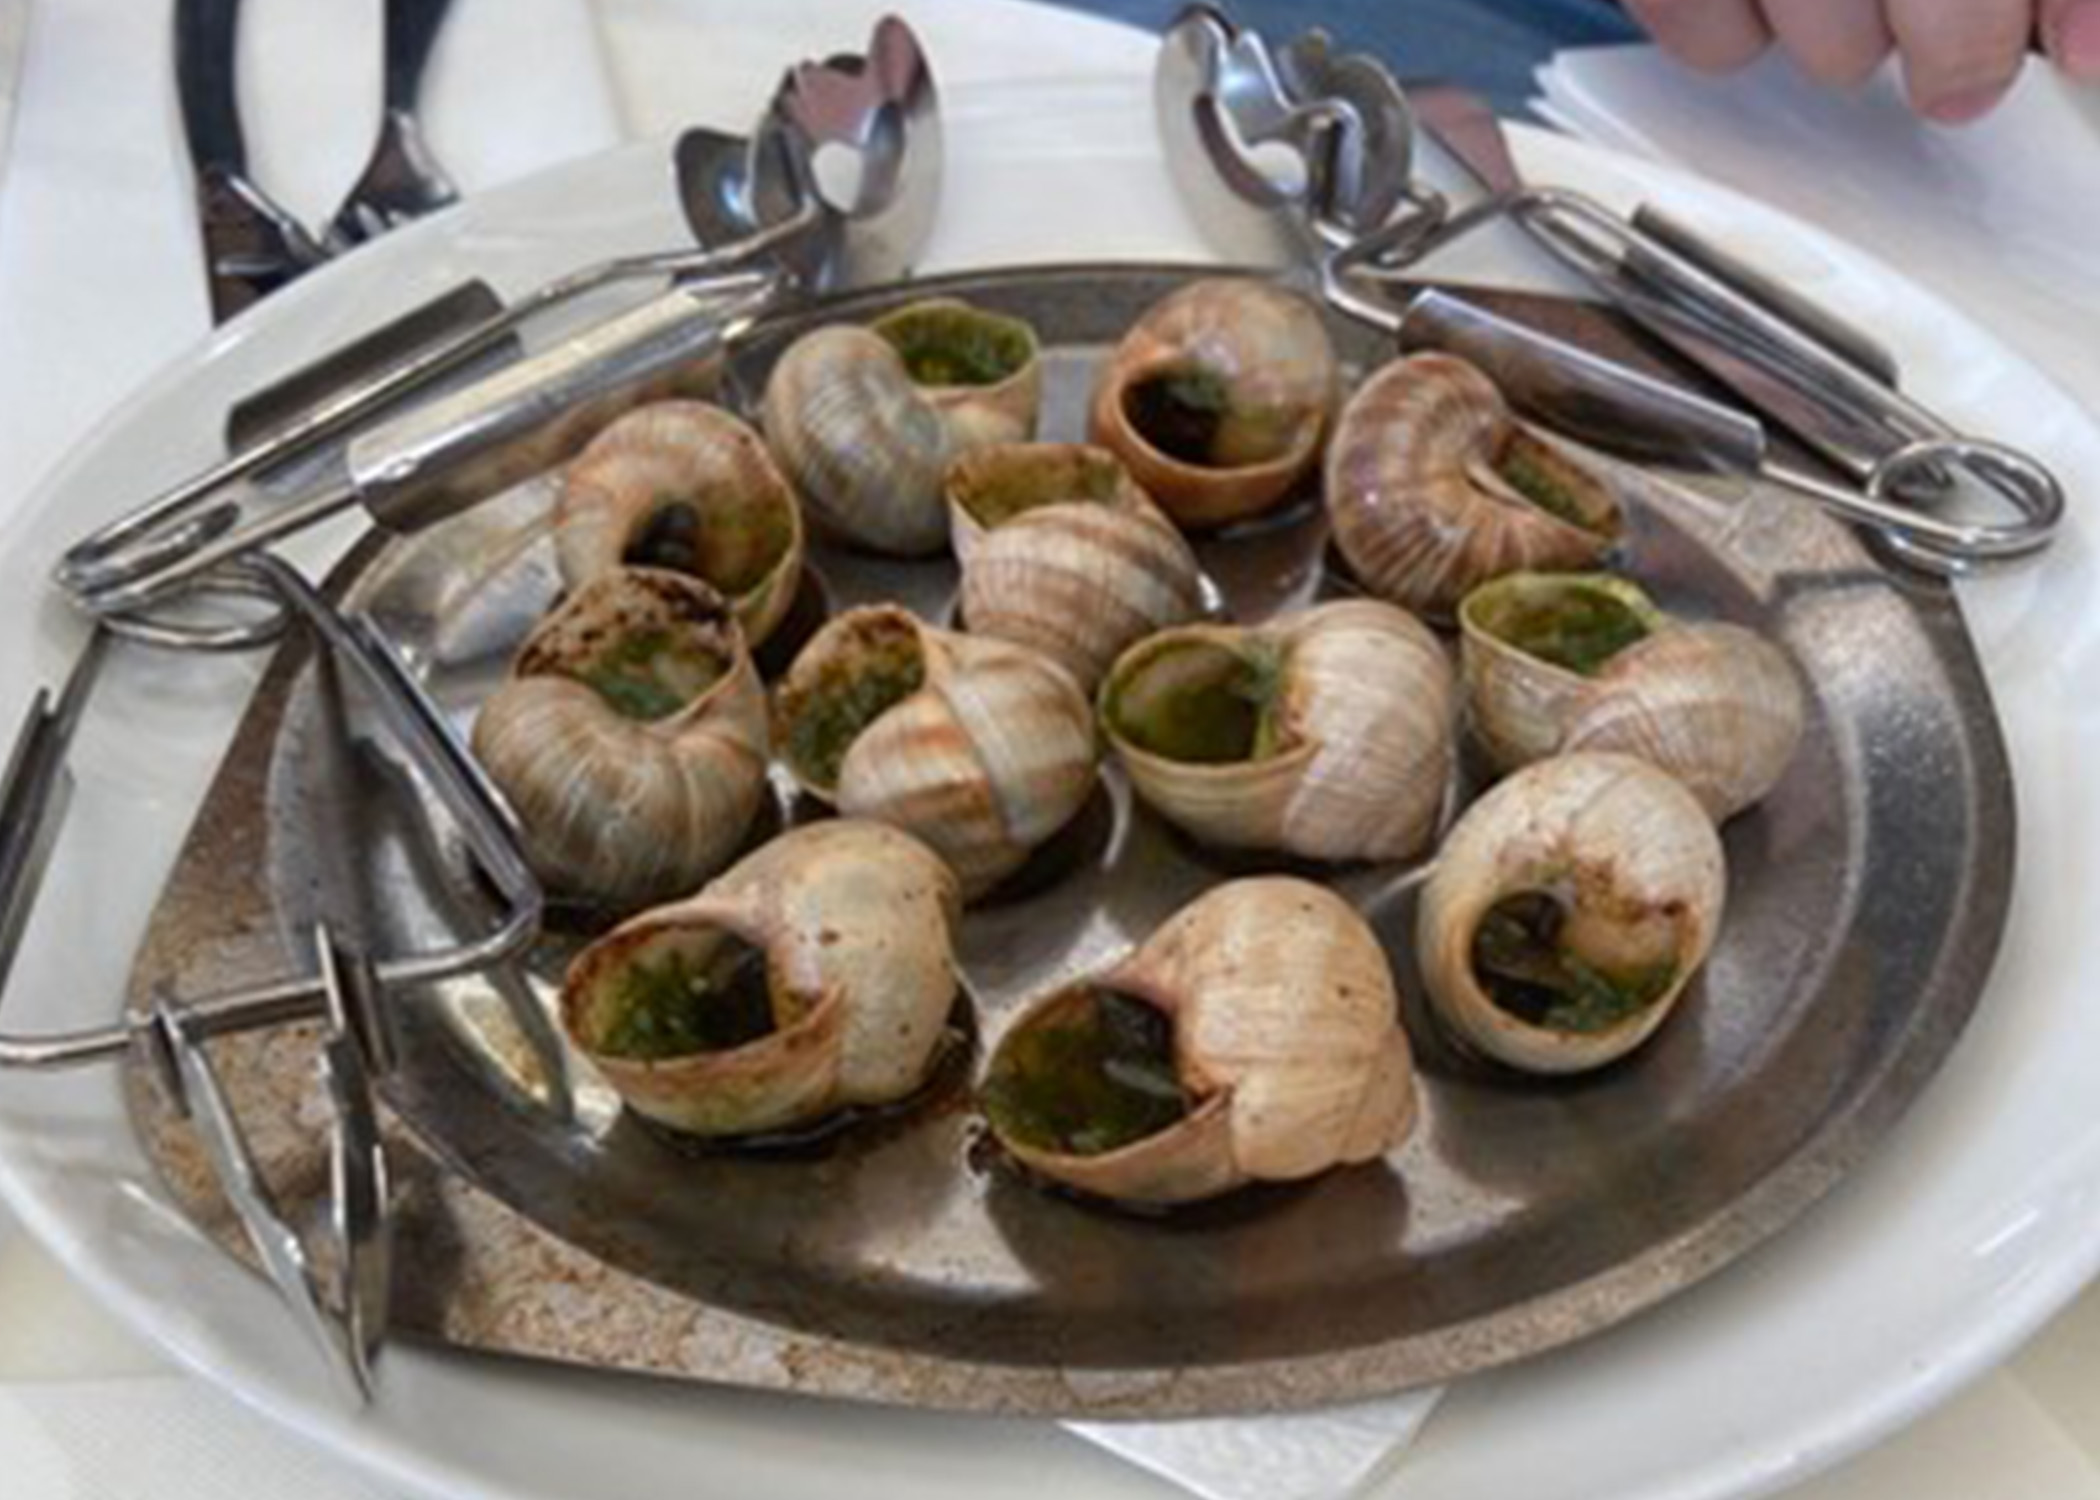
top-left (121, 264), bottom-right (2013, 1418)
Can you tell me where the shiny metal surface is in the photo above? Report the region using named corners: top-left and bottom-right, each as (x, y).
top-left (1396, 86), bottom-right (2064, 572)
top-left (123, 265), bottom-right (2016, 1417)
top-left (0, 556), bottom-right (541, 1074)
top-left (175, 0), bottom-right (327, 323)
top-left (1154, 4), bottom-right (1418, 265)
top-left (325, 0), bottom-right (459, 250)
top-left (57, 18), bottom-right (943, 645)
top-left (1396, 291), bottom-right (2061, 566)
top-left (1397, 289), bottom-right (1771, 470)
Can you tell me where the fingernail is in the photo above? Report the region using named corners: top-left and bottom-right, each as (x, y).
top-left (2057, 0), bottom-right (2100, 77)
top-left (1923, 85), bottom-right (2007, 124)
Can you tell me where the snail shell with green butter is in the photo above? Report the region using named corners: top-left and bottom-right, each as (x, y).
top-left (762, 299), bottom-right (1041, 555)
top-left (772, 605), bottom-right (1097, 900)
top-left (471, 568), bottom-right (769, 907)
top-left (1461, 572), bottom-right (1806, 821)
top-left (981, 877), bottom-right (1417, 1207)
top-left (1417, 752), bottom-right (1726, 1075)
top-left (1100, 600), bottom-right (1457, 863)
top-left (947, 441), bottom-right (1207, 693)
top-left (553, 401), bottom-right (805, 650)
top-left (562, 820), bottom-right (961, 1138)
top-left (1326, 354), bottom-right (1624, 621)
top-left (1088, 277), bottom-right (1341, 529)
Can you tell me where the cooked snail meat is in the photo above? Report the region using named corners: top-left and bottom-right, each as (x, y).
top-left (982, 877), bottom-right (1416, 1207)
top-left (563, 821), bottom-right (962, 1138)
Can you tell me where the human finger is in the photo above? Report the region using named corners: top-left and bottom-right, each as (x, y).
top-left (2041, 0), bottom-right (2100, 81)
top-left (1885, 0), bottom-right (2032, 122)
top-left (1759, 0), bottom-right (1895, 86)
top-left (1621, 0), bottom-right (1775, 72)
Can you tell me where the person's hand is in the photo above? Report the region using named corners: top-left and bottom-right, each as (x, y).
top-left (1621, 0), bottom-right (2100, 121)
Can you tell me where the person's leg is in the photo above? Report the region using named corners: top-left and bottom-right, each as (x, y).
top-left (1040, 0), bottom-right (1641, 115)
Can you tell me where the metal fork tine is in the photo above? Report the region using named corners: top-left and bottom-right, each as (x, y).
top-left (317, 929), bottom-right (394, 1392)
top-left (154, 957), bottom-right (377, 1402)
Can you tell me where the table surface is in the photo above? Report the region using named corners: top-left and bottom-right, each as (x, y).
top-left (0, 2), bottom-right (2094, 1499)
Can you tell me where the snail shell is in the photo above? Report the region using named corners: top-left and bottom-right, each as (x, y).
top-left (552, 401), bottom-right (805, 649)
top-left (562, 820), bottom-right (961, 1138)
top-left (947, 442), bottom-right (1208, 693)
top-left (1326, 354), bottom-right (1624, 621)
top-left (471, 568), bottom-right (769, 907)
top-left (1417, 753), bottom-right (1727, 1075)
top-left (1461, 572), bottom-right (1806, 821)
top-left (772, 606), bottom-right (1097, 900)
top-left (1088, 277), bottom-right (1341, 529)
top-left (1100, 600), bottom-right (1457, 862)
top-left (981, 877), bottom-right (1417, 1207)
top-left (762, 299), bottom-right (1041, 555)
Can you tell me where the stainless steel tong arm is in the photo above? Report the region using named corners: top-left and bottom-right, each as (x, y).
top-left (55, 210), bottom-right (814, 615)
top-left (0, 558), bottom-right (542, 1072)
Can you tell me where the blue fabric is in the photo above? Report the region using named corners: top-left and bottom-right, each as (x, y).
top-left (1039, 0), bottom-right (1641, 116)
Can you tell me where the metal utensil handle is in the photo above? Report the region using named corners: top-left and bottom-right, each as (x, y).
top-left (55, 204), bottom-right (816, 606)
top-left (151, 924), bottom-right (393, 1402)
top-left (1392, 289), bottom-right (2061, 573)
top-left (1516, 188), bottom-right (1953, 473)
top-left (383, 0), bottom-right (451, 113)
top-left (65, 273), bottom-right (782, 619)
top-left (354, 274), bottom-right (776, 531)
top-left (1626, 203), bottom-right (1899, 390)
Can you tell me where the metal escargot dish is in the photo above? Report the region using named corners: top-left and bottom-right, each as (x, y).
top-left (469, 567), bottom-right (769, 907)
top-left (120, 263), bottom-right (2014, 1419)
top-left (1326, 353), bottom-right (1625, 620)
top-left (946, 441), bottom-right (1208, 693)
top-left (1099, 600), bottom-right (1456, 863)
top-left (980, 878), bottom-right (1417, 1207)
top-left (770, 604), bottom-right (1097, 900)
top-left (762, 297), bottom-right (1042, 555)
top-left (1417, 752), bottom-right (1728, 1075)
top-left (552, 401), bottom-right (806, 650)
top-left (561, 820), bottom-right (962, 1138)
top-left (1088, 276), bottom-right (1340, 529)
top-left (1460, 572), bottom-right (1807, 821)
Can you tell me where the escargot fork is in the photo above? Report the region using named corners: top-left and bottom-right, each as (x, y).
top-left (0, 565), bottom-right (544, 1399)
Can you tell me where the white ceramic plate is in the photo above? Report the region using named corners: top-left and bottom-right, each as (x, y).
top-left (0, 42), bottom-right (2097, 1500)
